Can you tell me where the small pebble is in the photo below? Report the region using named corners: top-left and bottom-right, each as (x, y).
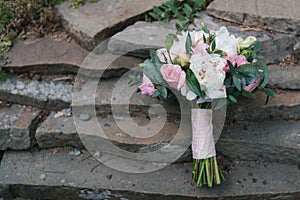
top-left (79, 113), bottom-right (91, 121)
top-left (69, 149), bottom-right (81, 156)
top-left (40, 174), bottom-right (46, 180)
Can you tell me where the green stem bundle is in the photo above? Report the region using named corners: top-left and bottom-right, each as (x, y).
top-left (192, 156), bottom-right (224, 187)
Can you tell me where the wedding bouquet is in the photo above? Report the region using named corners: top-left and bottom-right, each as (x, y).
top-left (134, 23), bottom-right (274, 187)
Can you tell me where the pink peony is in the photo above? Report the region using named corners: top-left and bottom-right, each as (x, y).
top-left (223, 55), bottom-right (249, 72)
top-left (192, 43), bottom-right (209, 56)
top-left (139, 74), bottom-right (156, 96)
top-left (160, 64), bottom-right (186, 91)
top-left (244, 77), bottom-right (262, 92)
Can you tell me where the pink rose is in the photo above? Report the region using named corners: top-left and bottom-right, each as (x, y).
top-left (244, 77), bottom-right (262, 92)
top-left (160, 64), bottom-right (186, 91)
top-left (139, 74), bottom-right (156, 96)
top-left (224, 55), bottom-right (249, 72)
top-left (192, 43), bottom-right (209, 56)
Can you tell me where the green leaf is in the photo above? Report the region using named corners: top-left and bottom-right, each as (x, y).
top-left (150, 50), bottom-right (162, 64)
top-left (233, 76), bottom-right (241, 91)
top-left (224, 78), bottom-right (231, 86)
top-left (214, 98), bottom-right (228, 110)
top-left (185, 32), bottom-right (192, 55)
top-left (175, 23), bottom-right (182, 32)
top-left (201, 22), bottom-right (209, 34)
top-left (165, 34), bottom-right (174, 52)
top-left (143, 59), bottom-right (164, 84)
top-left (228, 95), bottom-right (237, 103)
top-left (211, 39), bottom-right (216, 51)
top-left (152, 90), bottom-right (160, 97)
top-left (176, 13), bottom-right (186, 22)
top-left (214, 49), bottom-right (223, 55)
top-left (265, 88), bottom-right (275, 97)
top-left (253, 41), bottom-right (261, 51)
top-left (157, 86), bottom-right (168, 99)
top-left (237, 64), bottom-right (259, 78)
top-left (258, 64), bottom-right (269, 87)
top-left (242, 90), bottom-right (256, 99)
top-left (186, 69), bottom-right (203, 97)
top-left (183, 4), bottom-right (193, 15)
top-left (227, 60), bottom-right (236, 75)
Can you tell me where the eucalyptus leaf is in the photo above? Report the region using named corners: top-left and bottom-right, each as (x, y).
top-left (228, 95), bottom-right (237, 103)
top-left (233, 76), bottom-right (241, 91)
top-left (157, 86), bottom-right (168, 98)
top-left (265, 88), bottom-right (275, 97)
top-left (185, 32), bottom-right (192, 55)
top-left (165, 34), bottom-right (174, 52)
top-left (186, 69), bottom-right (203, 97)
top-left (143, 59), bottom-right (164, 84)
top-left (242, 90), bottom-right (256, 99)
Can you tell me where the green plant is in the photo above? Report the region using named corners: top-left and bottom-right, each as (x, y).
top-left (0, 0), bottom-right (65, 53)
top-left (70, 0), bottom-right (98, 8)
top-left (0, 67), bottom-right (6, 80)
top-left (146, 0), bottom-right (212, 32)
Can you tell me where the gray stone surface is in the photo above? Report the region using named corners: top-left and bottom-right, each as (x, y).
top-left (35, 108), bottom-right (299, 164)
top-left (268, 65), bottom-right (300, 89)
top-left (36, 112), bottom-right (83, 149)
top-left (227, 91), bottom-right (300, 122)
top-left (1, 37), bottom-right (88, 74)
top-left (0, 150), bottom-right (299, 199)
top-left (1, 37), bottom-right (143, 79)
top-left (217, 121), bottom-right (300, 164)
top-left (0, 77), bottom-right (72, 111)
top-left (108, 12), bottom-right (296, 64)
top-left (0, 105), bottom-right (40, 150)
top-left (57, 0), bottom-right (167, 50)
top-left (79, 51), bottom-right (143, 78)
top-left (207, 0), bottom-right (300, 34)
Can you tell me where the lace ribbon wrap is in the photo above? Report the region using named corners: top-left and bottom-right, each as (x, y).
top-left (191, 109), bottom-right (216, 159)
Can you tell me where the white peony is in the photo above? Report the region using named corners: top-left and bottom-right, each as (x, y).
top-left (215, 27), bottom-right (239, 56)
top-left (189, 54), bottom-right (227, 100)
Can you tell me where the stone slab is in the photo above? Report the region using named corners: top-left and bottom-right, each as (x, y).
top-left (217, 121), bottom-right (300, 164)
top-left (107, 12), bottom-right (296, 64)
top-left (36, 112), bottom-right (83, 149)
top-left (1, 37), bottom-right (143, 79)
top-left (0, 104), bottom-right (40, 150)
top-left (36, 112), bottom-right (181, 152)
top-left (79, 51), bottom-right (143, 78)
top-left (35, 110), bottom-right (299, 164)
top-left (1, 37), bottom-right (88, 74)
top-left (227, 90), bottom-right (300, 122)
top-left (0, 150), bottom-right (299, 199)
top-left (57, 0), bottom-right (167, 50)
top-left (207, 0), bottom-right (300, 34)
top-left (0, 77), bottom-right (72, 111)
top-left (268, 65), bottom-right (300, 89)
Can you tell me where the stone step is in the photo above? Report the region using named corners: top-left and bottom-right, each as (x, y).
top-left (1, 74), bottom-right (300, 120)
top-left (268, 65), bottom-right (300, 89)
top-left (107, 11), bottom-right (297, 65)
top-left (0, 36), bottom-right (143, 78)
top-left (35, 111), bottom-right (299, 164)
top-left (206, 0), bottom-right (300, 35)
top-left (56, 0), bottom-right (167, 51)
top-left (0, 150), bottom-right (299, 199)
top-left (0, 104), bottom-right (41, 150)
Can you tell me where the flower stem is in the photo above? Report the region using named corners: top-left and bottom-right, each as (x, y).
top-left (192, 156), bottom-right (224, 187)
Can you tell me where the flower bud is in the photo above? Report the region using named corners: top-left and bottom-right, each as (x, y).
top-left (239, 36), bottom-right (257, 49)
